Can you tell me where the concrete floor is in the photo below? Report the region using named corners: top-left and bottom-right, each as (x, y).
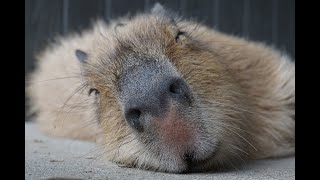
top-left (25, 122), bottom-right (295, 180)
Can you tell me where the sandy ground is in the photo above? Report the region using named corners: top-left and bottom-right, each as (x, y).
top-left (25, 122), bottom-right (295, 180)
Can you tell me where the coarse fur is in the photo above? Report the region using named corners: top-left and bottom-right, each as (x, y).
top-left (26, 4), bottom-right (295, 173)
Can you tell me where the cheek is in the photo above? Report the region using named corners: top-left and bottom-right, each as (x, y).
top-left (98, 97), bottom-right (129, 137)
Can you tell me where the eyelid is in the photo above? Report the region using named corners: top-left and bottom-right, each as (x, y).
top-left (114, 23), bottom-right (125, 32)
top-left (89, 88), bottom-right (99, 96)
top-left (175, 31), bottom-right (186, 42)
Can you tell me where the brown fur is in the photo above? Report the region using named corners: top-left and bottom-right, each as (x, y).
top-left (26, 4), bottom-right (294, 173)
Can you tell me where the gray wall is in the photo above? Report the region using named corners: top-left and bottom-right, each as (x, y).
top-left (25, 0), bottom-right (295, 121)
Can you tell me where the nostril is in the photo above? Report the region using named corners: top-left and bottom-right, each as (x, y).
top-left (169, 78), bottom-right (192, 104)
top-left (125, 108), bottom-right (143, 132)
top-left (127, 108), bottom-right (141, 120)
top-left (169, 79), bottom-right (184, 95)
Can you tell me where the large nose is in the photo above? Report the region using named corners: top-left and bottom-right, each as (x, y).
top-left (123, 76), bottom-right (191, 132)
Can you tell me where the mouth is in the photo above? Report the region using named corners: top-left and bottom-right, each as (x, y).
top-left (182, 144), bottom-right (220, 173)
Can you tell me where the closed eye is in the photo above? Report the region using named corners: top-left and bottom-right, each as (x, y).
top-left (88, 88), bottom-right (99, 96)
top-left (114, 22), bottom-right (125, 32)
top-left (175, 31), bottom-right (186, 42)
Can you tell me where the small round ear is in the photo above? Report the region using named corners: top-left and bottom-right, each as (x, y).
top-left (75, 49), bottom-right (88, 63)
top-left (150, 3), bottom-right (177, 23)
top-left (151, 3), bottom-right (167, 16)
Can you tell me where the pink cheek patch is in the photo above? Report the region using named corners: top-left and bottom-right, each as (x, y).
top-left (154, 105), bottom-right (195, 154)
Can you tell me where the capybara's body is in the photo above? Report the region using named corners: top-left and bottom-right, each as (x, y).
top-left (27, 4), bottom-right (295, 173)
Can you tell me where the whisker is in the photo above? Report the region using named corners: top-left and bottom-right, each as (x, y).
top-left (223, 126), bottom-right (257, 152)
top-left (26, 76), bottom-right (81, 84)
